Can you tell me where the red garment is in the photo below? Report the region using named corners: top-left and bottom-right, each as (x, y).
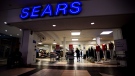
top-left (96, 45), bottom-right (100, 51)
top-left (102, 44), bottom-right (107, 51)
top-left (109, 42), bottom-right (114, 50)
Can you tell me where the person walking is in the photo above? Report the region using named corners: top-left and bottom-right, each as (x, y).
top-left (80, 49), bottom-right (82, 58)
top-left (75, 48), bottom-right (80, 62)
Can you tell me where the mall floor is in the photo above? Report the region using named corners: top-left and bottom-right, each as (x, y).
top-left (0, 57), bottom-right (127, 76)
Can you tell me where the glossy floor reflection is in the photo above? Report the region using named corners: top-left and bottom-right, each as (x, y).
top-left (30, 69), bottom-right (91, 76)
top-left (0, 68), bottom-right (35, 76)
top-left (34, 57), bottom-right (118, 67)
top-left (0, 57), bottom-right (127, 76)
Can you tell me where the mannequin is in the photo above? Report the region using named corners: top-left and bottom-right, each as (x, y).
top-left (108, 41), bottom-right (114, 59)
top-left (96, 44), bottom-right (100, 62)
top-left (102, 43), bottom-right (107, 61)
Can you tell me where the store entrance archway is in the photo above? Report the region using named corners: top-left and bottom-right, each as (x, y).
top-left (8, 14), bottom-right (132, 66)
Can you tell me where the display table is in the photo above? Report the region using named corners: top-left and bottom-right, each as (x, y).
top-left (102, 59), bottom-right (117, 65)
top-left (66, 51), bottom-right (74, 64)
top-left (50, 52), bottom-right (57, 62)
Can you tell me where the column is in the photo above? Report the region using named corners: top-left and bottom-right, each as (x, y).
top-left (63, 37), bottom-right (66, 59)
top-left (96, 37), bottom-right (100, 45)
top-left (96, 37), bottom-right (100, 62)
top-left (20, 30), bottom-right (36, 65)
top-left (49, 44), bottom-right (52, 52)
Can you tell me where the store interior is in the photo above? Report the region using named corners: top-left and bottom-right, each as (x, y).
top-left (0, 14), bottom-right (130, 67)
top-left (34, 29), bottom-right (120, 65)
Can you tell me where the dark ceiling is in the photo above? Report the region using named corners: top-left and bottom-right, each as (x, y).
top-left (9, 14), bottom-right (135, 32)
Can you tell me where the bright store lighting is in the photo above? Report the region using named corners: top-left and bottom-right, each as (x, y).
top-left (4, 22), bottom-right (7, 24)
top-left (92, 38), bottom-right (102, 40)
top-left (91, 22), bottom-right (95, 25)
top-left (38, 42), bottom-right (42, 44)
top-left (53, 42), bottom-right (57, 44)
top-left (100, 31), bottom-right (113, 35)
top-left (72, 39), bottom-right (78, 41)
top-left (73, 45), bottom-right (77, 46)
top-left (5, 30), bottom-right (7, 32)
top-left (92, 38), bottom-right (96, 40)
top-left (71, 32), bottom-right (80, 35)
top-left (52, 25), bottom-right (56, 27)
top-left (60, 45), bottom-right (63, 46)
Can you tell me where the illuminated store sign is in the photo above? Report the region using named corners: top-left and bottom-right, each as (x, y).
top-left (20, 1), bottom-right (82, 19)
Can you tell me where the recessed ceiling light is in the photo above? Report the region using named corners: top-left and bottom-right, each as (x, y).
top-left (72, 39), bottom-right (78, 41)
top-left (71, 32), bottom-right (80, 35)
top-left (52, 25), bottom-right (56, 27)
top-left (92, 38), bottom-right (96, 40)
top-left (92, 38), bottom-right (102, 40)
top-left (100, 31), bottom-right (113, 35)
top-left (4, 22), bottom-right (7, 24)
top-left (53, 42), bottom-right (57, 44)
top-left (91, 22), bottom-right (95, 25)
top-left (73, 45), bottom-right (77, 46)
top-left (60, 45), bottom-right (63, 46)
top-left (5, 30), bottom-right (7, 32)
top-left (38, 42), bottom-right (42, 44)
top-left (10, 35), bottom-right (12, 36)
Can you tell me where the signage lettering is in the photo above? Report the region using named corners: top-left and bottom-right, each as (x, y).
top-left (20, 1), bottom-right (82, 19)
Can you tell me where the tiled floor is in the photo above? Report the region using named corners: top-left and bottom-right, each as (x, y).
top-left (34, 57), bottom-right (118, 67)
top-left (30, 69), bottom-right (91, 76)
top-left (0, 57), bottom-right (127, 76)
top-left (0, 68), bottom-right (35, 76)
top-left (0, 59), bottom-right (7, 67)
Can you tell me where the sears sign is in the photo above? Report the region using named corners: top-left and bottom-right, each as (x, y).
top-left (20, 1), bottom-right (82, 19)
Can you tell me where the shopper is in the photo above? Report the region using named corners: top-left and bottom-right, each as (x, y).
top-left (75, 48), bottom-right (80, 61)
top-left (86, 50), bottom-right (89, 59)
top-left (80, 49), bottom-right (82, 58)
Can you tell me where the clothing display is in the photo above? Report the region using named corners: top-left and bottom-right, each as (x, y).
top-left (108, 42), bottom-right (114, 59)
top-left (96, 44), bottom-right (100, 62)
top-left (102, 44), bottom-right (107, 51)
top-left (102, 44), bottom-right (107, 60)
top-left (96, 45), bottom-right (100, 52)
